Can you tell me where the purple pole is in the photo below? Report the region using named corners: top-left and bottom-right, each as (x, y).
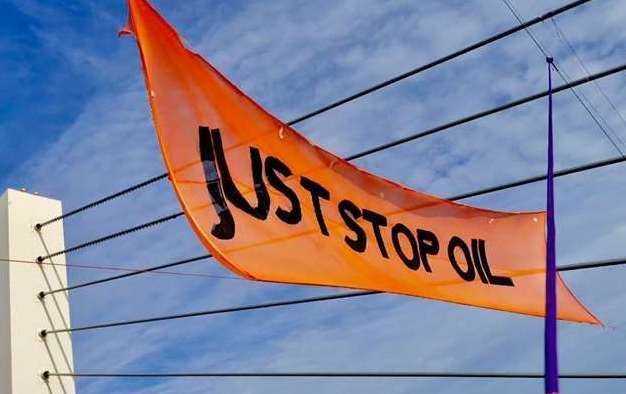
top-left (545, 57), bottom-right (559, 394)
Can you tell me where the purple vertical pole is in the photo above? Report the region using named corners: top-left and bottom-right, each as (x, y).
top-left (545, 56), bottom-right (559, 394)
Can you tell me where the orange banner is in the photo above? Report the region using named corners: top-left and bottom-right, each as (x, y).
top-left (125, 0), bottom-right (598, 324)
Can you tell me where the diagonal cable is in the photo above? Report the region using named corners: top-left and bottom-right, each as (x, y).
top-left (36, 154), bottom-right (626, 295)
top-left (35, 0), bottom-right (593, 229)
top-left (287, 0), bottom-right (592, 124)
top-left (344, 62), bottom-right (626, 160)
top-left (37, 212), bottom-right (184, 262)
top-left (38, 254), bottom-right (215, 298)
top-left (0, 257), bottom-right (239, 281)
top-left (32, 63), bottom-right (626, 267)
top-left (549, 17), bottom-right (626, 148)
top-left (500, 0), bottom-right (625, 156)
top-left (36, 173), bottom-right (169, 229)
top-left (40, 257), bottom-right (626, 335)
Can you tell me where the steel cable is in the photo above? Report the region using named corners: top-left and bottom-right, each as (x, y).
top-left (35, 0), bottom-right (593, 229)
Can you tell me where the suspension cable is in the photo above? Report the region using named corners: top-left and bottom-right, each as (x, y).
top-left (286, 0), bottom-right (592, 124)
top-left (446, 155), bottom-right (626, 201)
top-left (34, 0), bottom-right (593, 229)
top-left (38, 61), bottom-right (626, 257)
top-left (38, 257), bottom-right (626, 336)
top-left (39, 291), bottom-right (380, 336)
top-left (41, 371), bottom-right (626, 380)
top-left (36, 154), bottom-right (626, 296)
top-left (37, 212), bottom-right (184, 262)
top-left (38, 254), bottom-right (213, 298)
top-left (345, 61), bottom-right (626, 161)
top-left (557, 257), bottom-right (626, 272)
top-left (36, 173), bottom-right (168, 230)
top-left (549, 17), bottom-right (626, 148)
top-left (500, 0), bottom-right (625, 157)
top-left (34, 63), bottom-right (626, 267)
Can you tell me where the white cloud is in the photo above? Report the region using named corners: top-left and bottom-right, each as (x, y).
top-left (5, 0), bottom-right (626, 393)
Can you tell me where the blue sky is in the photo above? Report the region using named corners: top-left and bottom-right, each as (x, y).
top-left (2, 0), bottom-right (626, 393)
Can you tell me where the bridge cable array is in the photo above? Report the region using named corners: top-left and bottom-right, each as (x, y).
top-left (39, 153), bottom-right (626, 297)
top-left (38, 257), bottom-right (626, 337)
top-left (34, 0), bottom-right (593, 230)
top-left (34, 62), bottom-right (626, 264)
top-left (32, 0), bottom-right (626, 383)
top-left (549, 17), bottom-right (626, 146)
top-left (501, 0), bottom-right (625, 156)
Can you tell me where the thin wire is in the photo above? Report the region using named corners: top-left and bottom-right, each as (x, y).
top-left (39, 257), bottom-right (626, 335)
top-left (549, 17), bottom-right (626, 147)
top-left (41, 371), bottom-right (626, 380)
top-left (35, 0), bottom-right (593, 229)
top-left (0, 257), bottom-right (241, 281)
top-left (37, 212), bottom-right (184, 262)
top-left (501, 0), bottom-right (622, 152)
top-left (500, 0), bottom-right (625, 157)
top-left (39, 254), bottom-right (214, 297)
top-left (36, 154), bottom-right (626, 295)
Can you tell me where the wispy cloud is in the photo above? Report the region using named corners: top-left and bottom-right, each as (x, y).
top-left (2, 0), bottom-right (626, 393)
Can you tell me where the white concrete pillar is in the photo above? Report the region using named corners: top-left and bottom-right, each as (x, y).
top-left (0, 189), bottom-right (75, 394)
